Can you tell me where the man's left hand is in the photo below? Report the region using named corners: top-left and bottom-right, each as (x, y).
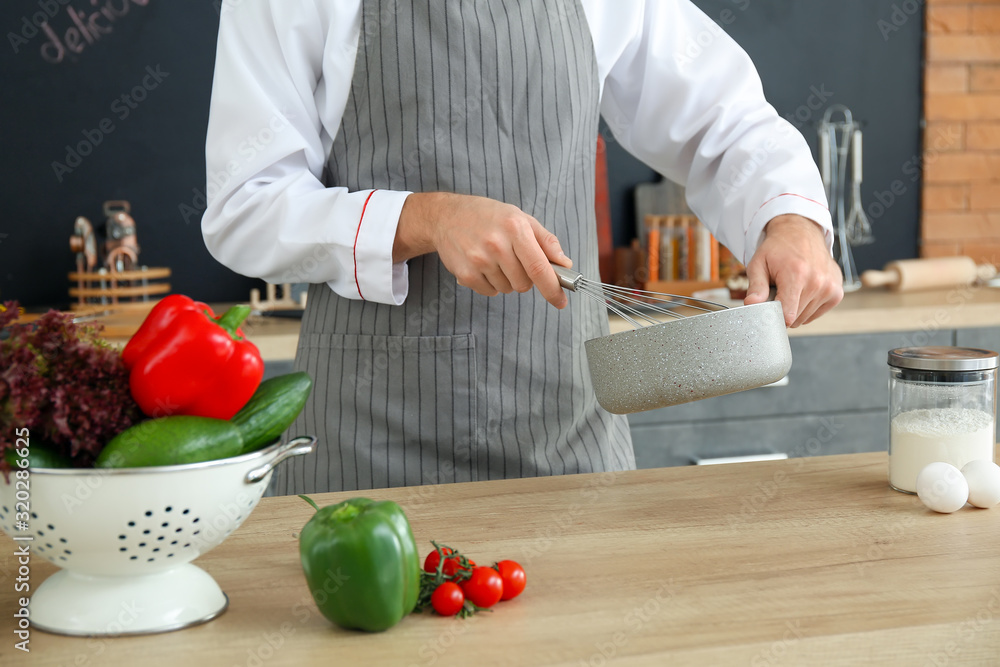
top-left (743, 214), bottom-right (844, 328)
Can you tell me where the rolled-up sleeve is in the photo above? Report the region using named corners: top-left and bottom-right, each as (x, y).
top-left (202, 0), bottom-right (409, 305)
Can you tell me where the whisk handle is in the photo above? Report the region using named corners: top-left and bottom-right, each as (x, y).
top-left (551, 263), bottom-right (583, 292)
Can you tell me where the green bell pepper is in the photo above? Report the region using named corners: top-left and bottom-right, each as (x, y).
top-left (299, 496), bottom-right (420, 632)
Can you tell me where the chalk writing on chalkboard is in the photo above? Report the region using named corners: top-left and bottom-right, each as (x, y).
top-left (7, 0), bottom-right (152, 65)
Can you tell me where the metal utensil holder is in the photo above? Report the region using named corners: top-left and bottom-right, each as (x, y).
top-left (818, 105), bottom-right (873, 292)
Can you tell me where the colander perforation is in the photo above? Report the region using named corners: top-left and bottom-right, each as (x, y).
top-left (117, 506), bottom-right (203, 563)
top-left (18, 513), bottom-right (74, 566)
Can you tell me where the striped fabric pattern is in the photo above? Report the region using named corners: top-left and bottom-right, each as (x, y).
top-left (271, 0), bottom-right (635, 495)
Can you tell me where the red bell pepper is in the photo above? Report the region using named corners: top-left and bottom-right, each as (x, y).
top-left (122, 295), bottom-right (265, 420)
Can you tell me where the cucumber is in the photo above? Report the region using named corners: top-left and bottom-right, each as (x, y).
top-left (231, 371), bottom-right (313, 454)
top-left (95, 416), bottom-right (245, 468)
top-left (4, 444), bottom-right (72, 469)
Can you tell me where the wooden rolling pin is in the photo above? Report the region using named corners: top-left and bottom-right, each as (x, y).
top-left (860, 257), bottom-right (997, 291)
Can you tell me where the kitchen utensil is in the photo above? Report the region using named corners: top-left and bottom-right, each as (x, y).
top-left (846, 129), bottom-right (874, 246)
top-left (861, 257), bottom-right (997, 292)
top-left (0, 436), bottom-right (316, 636)
top-left (69, 216), bottom-right (98, 273)
top-left (553, 263), bottom-right (728, 327)
top-left (818, 105), bottom-right (867, 291)
top-left (554, 265), bottom-right (791, 414)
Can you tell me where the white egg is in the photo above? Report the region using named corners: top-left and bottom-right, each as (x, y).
top-left (916, 462), bottom-right (969, 514)
top-left (961, 460), bottom-right (1000, 509)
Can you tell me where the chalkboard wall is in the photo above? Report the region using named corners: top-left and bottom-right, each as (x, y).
top-left (1, 1), bottom-right (923, 309)
top-left (2, 1), bottom-right (235, 309)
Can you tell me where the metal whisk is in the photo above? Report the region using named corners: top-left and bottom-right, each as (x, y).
top-left (552, 264), bottom-right (728, 329)
top-left (817, 105), bottom-right (870, 292)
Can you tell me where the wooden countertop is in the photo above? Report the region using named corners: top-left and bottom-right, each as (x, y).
top-left (788, 283), bottom-right (1000, 337)
top-left (69, 308), bottom-right (303, 362)
top-left (4, 451), bottom-right (1000, 665)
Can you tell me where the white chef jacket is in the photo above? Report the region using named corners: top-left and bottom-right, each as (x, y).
top-left (202, 0), bottom-right (833, 306)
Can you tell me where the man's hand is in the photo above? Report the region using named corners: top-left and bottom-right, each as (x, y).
top-left (744, 214), bottom-right (844, 327)
top-left (394, 192), bottom-right (572, 308)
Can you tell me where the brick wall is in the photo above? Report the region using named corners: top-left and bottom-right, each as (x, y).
top-left (922, 1), bottom-right (1000, 263)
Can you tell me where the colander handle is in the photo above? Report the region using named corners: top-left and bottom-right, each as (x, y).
top-left (245, 435), bottom-right (317, 484)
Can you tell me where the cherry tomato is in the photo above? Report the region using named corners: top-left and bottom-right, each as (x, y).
top-left (443, 557), bottom-right (475, 578)
top-left (495, 560), bottom-right (526, 600)
top-left (460, 567), bottom-right (504, 608)
top-left (430, 581), bottom-right (465, 616)
top-left (423, 547), bottom-right (455, 573)
top-left (424, 547), bottom-right (474, 577)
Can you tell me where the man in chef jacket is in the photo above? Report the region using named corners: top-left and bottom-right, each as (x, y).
top-left (202, 0), bottom-right (843, 494)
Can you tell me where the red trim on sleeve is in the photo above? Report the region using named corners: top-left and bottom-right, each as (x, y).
top-left (353, 189), bottom-right (378, 300)
top-left (757, 193), bottom-right (829, 212)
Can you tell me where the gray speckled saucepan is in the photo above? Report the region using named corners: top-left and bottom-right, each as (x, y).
top-left (584, 301), bottom-right (792, 414)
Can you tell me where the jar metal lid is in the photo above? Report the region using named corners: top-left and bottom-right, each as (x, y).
top-left (888, 346), bottom-right (1000, 371)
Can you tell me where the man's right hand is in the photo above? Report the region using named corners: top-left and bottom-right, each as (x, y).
top-left (394, 192), bottom-right (572, 309)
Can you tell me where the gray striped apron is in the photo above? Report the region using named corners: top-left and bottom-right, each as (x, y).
top-left (271, 0), bottom-right (635, 495)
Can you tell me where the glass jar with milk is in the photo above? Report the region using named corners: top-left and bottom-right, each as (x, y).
top-left (888, 347), bottom-right (998, 493)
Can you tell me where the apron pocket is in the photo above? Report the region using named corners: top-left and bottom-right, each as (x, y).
top-left (295, 332), bottom-right (480, 489)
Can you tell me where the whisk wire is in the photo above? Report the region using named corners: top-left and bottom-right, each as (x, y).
top-left (596, 282), bottom-right (726, 314)
top-left (574, 284), bottom-right (668, 328)
top-left (553, 263), bottom-right (730, 329)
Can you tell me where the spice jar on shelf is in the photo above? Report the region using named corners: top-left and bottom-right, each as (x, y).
top-left (888, 346), bottom-right (999, 494)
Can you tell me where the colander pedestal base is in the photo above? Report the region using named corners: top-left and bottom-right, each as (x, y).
top-left (30, 564), bottom-right (229, 636)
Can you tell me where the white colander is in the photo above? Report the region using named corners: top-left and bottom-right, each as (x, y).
top-left (0, 435), bottom-right (315, 636)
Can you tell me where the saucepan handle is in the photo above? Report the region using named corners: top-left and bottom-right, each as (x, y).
top-left (244, 435), bottom-right (317, 484)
